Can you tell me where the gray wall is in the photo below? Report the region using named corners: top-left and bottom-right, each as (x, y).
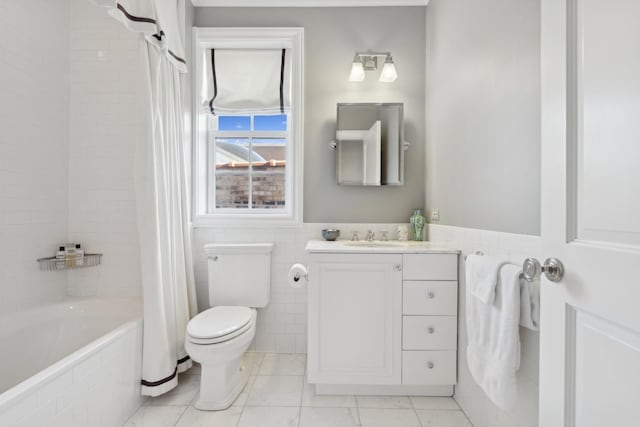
top-left (425, 0), bottom-right (541, 235)
top-left (194, 7), bottom-right (426, 223)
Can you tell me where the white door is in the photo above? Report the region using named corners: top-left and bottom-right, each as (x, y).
top-left (541, 0), bottom-right (640, 425)
top-left (307, 253), bottom-right (402, 385)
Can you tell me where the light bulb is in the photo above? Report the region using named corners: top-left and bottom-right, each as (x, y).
top-left (379, 56), bottom-right (398, 83)
top-left (348, 56), bottom-right (365, 82)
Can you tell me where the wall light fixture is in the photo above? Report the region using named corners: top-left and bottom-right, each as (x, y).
top-left (349, 52), bottom-right (398, 83)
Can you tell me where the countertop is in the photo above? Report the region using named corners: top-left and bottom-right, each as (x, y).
top-left (305, 239), bottom-right (461, 254)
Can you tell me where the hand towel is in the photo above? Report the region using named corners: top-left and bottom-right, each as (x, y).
top-left (466, 263), bottom-right (523, 410)
top-left (519, 279), bottom-right (540, 331)
top-left (465, 254), bottom-right (509, 304)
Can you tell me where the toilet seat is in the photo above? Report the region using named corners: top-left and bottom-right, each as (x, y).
top-left (187, 306), bottom-right (255, 345)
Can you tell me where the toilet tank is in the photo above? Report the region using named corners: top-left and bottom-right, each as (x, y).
top-left (204, 243), bottom-right (274, 308)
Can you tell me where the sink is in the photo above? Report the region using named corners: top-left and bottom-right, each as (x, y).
top-left (343, 240), bottom-right (408, 247)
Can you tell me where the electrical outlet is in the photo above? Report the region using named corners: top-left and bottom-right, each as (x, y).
top-left (430, 208), bottom-right (440, 222)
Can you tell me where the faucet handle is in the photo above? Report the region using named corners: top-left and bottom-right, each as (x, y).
top-left (366, 230), bottom-right (375, 241)
top-left (380, 231), bottom-right (389, 241)
top-left (351, 231), bottom-right (360, 241)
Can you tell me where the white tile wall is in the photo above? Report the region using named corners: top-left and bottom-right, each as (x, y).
top-left (67, 0), bottom-right (143, 298)
top-left (427, 224), bottom-right (541, 427)
top-left (0, 0), bottom-right (70, 314)
top-left (0, 321), bottom-right (143, 427)
top-left (193, 223), bottom-right (411, 353)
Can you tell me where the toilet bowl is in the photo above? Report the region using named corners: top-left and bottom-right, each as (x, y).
top-left (185, 306), bottom-right (257, 410)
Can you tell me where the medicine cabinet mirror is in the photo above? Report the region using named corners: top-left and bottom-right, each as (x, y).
top-left (334, 103), bottom-right (405, 186)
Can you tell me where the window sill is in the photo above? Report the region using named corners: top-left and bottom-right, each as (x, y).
top-left (192, 214), bottom-right (303, 229)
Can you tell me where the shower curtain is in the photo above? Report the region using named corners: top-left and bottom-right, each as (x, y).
top-left (90, 0), bottom-right (197, 397)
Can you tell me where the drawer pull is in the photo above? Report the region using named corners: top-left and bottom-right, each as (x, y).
top-left (427, 362), bottom-right (434, 369)
top-left (427, 327), bottom-right (435, 334)
top-left (394, 265), bottom-right (403, 271)
top-left (426, 291), bottom-right (436, 299)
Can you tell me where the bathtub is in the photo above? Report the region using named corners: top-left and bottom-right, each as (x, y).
top-left (0, 297), bottom-right (143, 427)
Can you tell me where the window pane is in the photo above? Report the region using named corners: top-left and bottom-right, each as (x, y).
top-left (252, 138), bottom-right (286, 164)
top-left (252, 170), bottom-right (286, 209)
top-left (215, 170), bottom-right (250, 209)
top-left (218, 116), bottom-right (251, 131)
top-left (215, 138), bottom-right (263, 166)
top-left (254, 114), bottom-right (287, 131)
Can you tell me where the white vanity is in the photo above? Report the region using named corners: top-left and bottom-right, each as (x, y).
top-left (305, 240), bottom-right (460, 396)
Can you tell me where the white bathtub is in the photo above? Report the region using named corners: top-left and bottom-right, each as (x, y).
top-left (0, 297), bottom-right (143, 427)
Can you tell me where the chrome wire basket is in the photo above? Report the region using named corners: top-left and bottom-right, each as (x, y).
top-left (37, 253), bottom-right (103, 271)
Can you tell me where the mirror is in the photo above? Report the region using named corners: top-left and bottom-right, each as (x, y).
top-left (335, 103), bottom-right (405, 186)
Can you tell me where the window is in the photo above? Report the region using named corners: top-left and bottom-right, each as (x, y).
top-left (209, 114), bottom-right (288, 211)
top-left (193, 28), bottom-right (304, 227)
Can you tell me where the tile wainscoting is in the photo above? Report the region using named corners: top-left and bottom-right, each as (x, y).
top-left (427, 224), bottom-right (540, 427)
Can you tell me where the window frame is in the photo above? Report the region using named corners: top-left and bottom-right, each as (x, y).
top-left (192, 27), bottom-right (304, 227)
top-left (207, 113), bottom-right (290, 213)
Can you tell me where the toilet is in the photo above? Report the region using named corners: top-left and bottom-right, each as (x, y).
top-left (185, 243), bottom-right (273, 410)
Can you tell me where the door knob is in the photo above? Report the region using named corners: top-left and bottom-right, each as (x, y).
top-left (523, 257), bottom-right (564, 282)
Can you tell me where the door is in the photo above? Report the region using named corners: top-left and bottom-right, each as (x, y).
top-left (541, 0), bottom-right (640, 425)
top-left (307, 253), bottom-right (402, 385)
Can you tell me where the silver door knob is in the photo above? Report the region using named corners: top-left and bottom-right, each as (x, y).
top-left (523, 257), bottom-right (564, 282)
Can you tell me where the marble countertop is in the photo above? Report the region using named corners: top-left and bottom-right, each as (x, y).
top-left (305, 239), bottom-right (461, 254)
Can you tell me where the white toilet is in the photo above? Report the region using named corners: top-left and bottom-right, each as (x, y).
top-left (185, 243), bottom-right (273, 410)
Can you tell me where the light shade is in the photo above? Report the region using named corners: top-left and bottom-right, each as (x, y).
top-left (379, 56), bottom-right (398, 82)
top-left (348, 60), bottom-right (365, 82)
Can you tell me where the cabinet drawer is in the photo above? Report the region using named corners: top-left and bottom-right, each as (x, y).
top-left (403, 316), bottom-right (458, 350)
top-left (402, 351), bottom-right (457, 385)
top-left (403, 254), bottom-right (458, 281)
top-left (403, 281), bottom-right (458, 315)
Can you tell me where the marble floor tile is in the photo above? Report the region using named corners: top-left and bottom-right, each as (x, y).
top-left (410, 396), bottom-right (460, 410)
top-left (358, 408), bottom-right (421, 427)
top-left (302, 380), bottom-right (357, 408)
top-left (416, 410), bottom-right (474, 427)
top-left (258, 353), bottom-right (307, 376)
top-left (174, 405), bottom-right (243, 427)
top-left (145, 374), bottom-right (199, 406)
top-left (299, 407), bottom-right (360, 427)
top-left (356, 395), bottom-right (413, 409)
top-left (123, 405), bottom-right (187, 427)
top-left (237, 406), bottom-right (300, 427)
top-left (246, 375), bottom-right (304, 406)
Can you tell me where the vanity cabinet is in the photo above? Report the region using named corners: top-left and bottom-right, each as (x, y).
top-left (307, 253), bottom-right (402, 385)
top-left (306, 241), bottom-right (460, 395)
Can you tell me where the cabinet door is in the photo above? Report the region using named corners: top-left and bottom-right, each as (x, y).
top-left (308, 254), bottom-right (402, 385)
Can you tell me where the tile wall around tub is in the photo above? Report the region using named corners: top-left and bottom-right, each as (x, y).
top-left (67, 0), bottom-right (143, 298)
top-left (0, 0), bottom-right (70, 313)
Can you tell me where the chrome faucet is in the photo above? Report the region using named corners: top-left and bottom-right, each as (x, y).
top-left (365, 230), bottom-right (375, 242)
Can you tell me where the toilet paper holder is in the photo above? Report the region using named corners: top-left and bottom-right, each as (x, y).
top-left (293, 270), bottom-right (307, 282)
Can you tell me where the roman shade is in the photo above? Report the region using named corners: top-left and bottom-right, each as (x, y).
top-left (201, 48), bottom-right (291, 115)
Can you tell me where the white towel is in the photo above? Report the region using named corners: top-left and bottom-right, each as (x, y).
top-left (519, 279), bottom-right (540, 331)
top-left (465, 254), bottom-right (509, 304)
top-left (466, 263), bottom-right (523, 410)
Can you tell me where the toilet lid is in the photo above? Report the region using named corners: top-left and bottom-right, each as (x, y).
top-left (187, 306), bottom-right (253, 339)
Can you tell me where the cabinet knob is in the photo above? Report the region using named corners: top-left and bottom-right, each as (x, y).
top-left (426, 291), bottom-right (435, 299)
top-left (394, 265), bottom-right (402, 271)
top-left (209, 255), bottom-right (218, 261)
top-left (427, 362), bottom-right (434, 369)
top-left (427, 327), bottom-right (435, 334)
